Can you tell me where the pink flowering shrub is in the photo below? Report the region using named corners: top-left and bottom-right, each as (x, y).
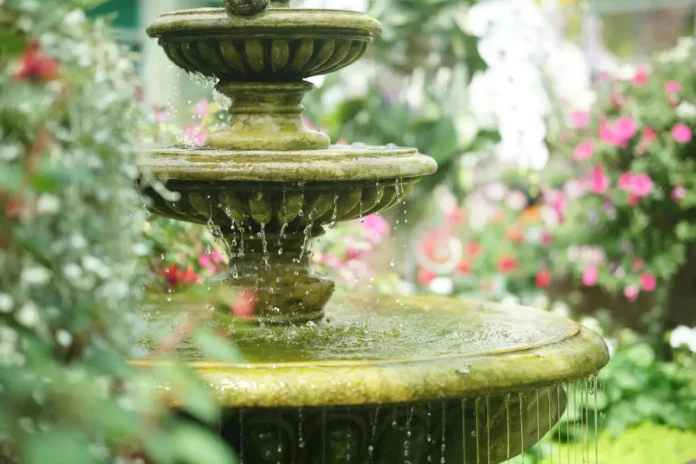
top-left (554, 43), bottom-right (696, 303)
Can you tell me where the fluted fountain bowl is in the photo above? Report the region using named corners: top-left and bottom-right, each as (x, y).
top-left (147, 7), bottom-right (382, 82)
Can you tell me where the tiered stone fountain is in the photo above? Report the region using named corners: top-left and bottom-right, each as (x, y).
top-left (138, 1), bottom-right (609, 462)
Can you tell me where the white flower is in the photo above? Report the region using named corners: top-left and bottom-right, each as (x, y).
top-left (0, 294), bottom-right (13, 313)
top-left (63, 10), bottom-right (85, 28)
top-left (551, 301), bottom-right (570, 318)
top-left (467, 71), bottom-right (498, 129)
top-left (580, 317), bottom-right (603, 335)
top-left (464, 0), bottom-right (513, 37)
top-left (16, 302), bottom-right (40, 328)
top-left (56, 330), bottom-right (73, 347)
top-left (20, 267), bottom-right (51, 286)
top-left (496, 139), bottom-right (549, 170)
top-left (429, 277), bottom-right (454, 296)
top-left (82, 256), bottom-right (112, 279)
top-left (478, 32), bottom-right (537, 68)
top-left (670, 325), bottom-right (696, 353)
top-left (676, 102), bottom-right (696, 120)
top-left (70, 233), bottom-right (88, 249)
top-left (36, 194), bottom-right (61, 215)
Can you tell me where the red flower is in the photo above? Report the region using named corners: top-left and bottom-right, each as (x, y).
top-left (535, 269), bottom-right (552, 288)
top-left (456, 261), bottom-right (472, 274)
top-left (418, 268), bottom-right (438, 285)
top-left (466, 242), bottom-right (483, 258)
top-left (160, 264), bottom-right (201, 288)
top-left (16, 43), bottom-right (59, 82)
top-left (231, 289), bottom-right (257, 319)
top-left (497, 256), bottom-right (518, 273)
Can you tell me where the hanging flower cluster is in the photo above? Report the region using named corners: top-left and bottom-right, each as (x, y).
top-left (553, 37), bottom-right (696, 301)
top-left (465, 0), bottom-right (591, 170)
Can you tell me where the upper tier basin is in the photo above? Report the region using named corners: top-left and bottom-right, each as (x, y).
top-left (146, 7), bottom-right (382, 82)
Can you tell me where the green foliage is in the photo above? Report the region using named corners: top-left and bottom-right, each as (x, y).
top-left (0, 3), bottom-right (236, 462)
top-left (540, 422), bottom-right (696, 464)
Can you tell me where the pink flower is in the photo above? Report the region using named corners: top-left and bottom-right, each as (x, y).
top-left (198, 253), bottom-right (215, 271)
top-left (640, 272), bottom-right (657, 292)
top-left (632, 68), bottom-right (648, 87)
top-left (618, 173), bottom-right (653, 198)
top-left (183, 124), bottom-right (207, 146)
top-left (665, 80), bottom-right (682, 94)
top-left (574, 141), bottom-right (595, 160)
top-left (615, 116), bottom-right (638, 141)
top-left (672, 186), bottom-right (687, 202)
top-left (194, 99), bottom-right (209, 118)
top-left (624, 285), bottom-right (640, 301)
top-left (571, 111), bottom-right (591, 129)
top-left (591, 166), bottom-right (610, 194)
top-left (211, 250), bottom-right (223, 264)
top-left (672, 123), bottom-right (692, 144)
top-left (540, 233), bottom-right (553, 247)
top-left (361, 214), bottom-right (390, 244)
top-left (618, 172), bottom-right (633, 191)
top-left (632, 258), bottom-right (644, 271)
top-left (231, 289), bottom-right (257, 319)
top-left (583, 266), bottom-right (598, 286)
top-left (599, 119), bottom-right (618, 145)
top-left (155, 110), bottom-right (168, 123)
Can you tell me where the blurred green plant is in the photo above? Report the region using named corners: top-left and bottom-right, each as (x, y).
top-left (0, 2), bottom-right (238, 462)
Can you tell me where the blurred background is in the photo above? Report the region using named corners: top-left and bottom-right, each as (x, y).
top-left (95, 0), bottom-right (696, 462)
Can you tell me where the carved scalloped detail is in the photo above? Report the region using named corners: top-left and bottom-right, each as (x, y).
top-left (145, 180), bottom-right (413, 236)
top-left (160, 37), bottom-right (369, 81)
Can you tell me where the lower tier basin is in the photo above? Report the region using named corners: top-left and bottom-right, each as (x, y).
top-left (137, 294), bottom-right (609, 463)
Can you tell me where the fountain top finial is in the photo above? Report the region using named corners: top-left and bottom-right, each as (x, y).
top-left (224, 0), bottom-right (290, 16)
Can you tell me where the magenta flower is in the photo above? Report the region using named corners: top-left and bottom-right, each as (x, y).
top-left (672, 185), bottom-right (687, 202)
top-left (665, 80), bottom-right (681, 94)
top-left (632, 68), bottom-right (648, 87)
top-left (640, 272), bottom-right (657, 292)
top-left (624, 285), bottom-right (640, 301)
top-left (591, 166), bottom-right (610, 194)
top-left (361, 214), bottom-right (390, 245)
top-left (183, 124), bottom-right (207, 146)
top-left (582, 266), bottom-right (598, 286)
top-left (632, 174), bottom-right (653, 197)
top-left (198, 253), bottom-right (214, 271)
top-left (194, 99), bottom-right (209, 118)
top-left (615, 116), bottom-right (638, 141)
top-left (672, 123), bottom-right (692, 144)
top-left (618, 172), bottom-right (653, 198)
top-left (573, 140), bottom-right (594, 160)
top-left (571, 111), bottom-right (590, 129)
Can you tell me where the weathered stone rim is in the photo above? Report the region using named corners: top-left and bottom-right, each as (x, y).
top-left (147, 8), bottom-right (383, 39)
top-left (138, 146), bottom-right (438, 182)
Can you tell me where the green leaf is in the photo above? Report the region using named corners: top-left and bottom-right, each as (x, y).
top-left (190, 330), bottom-right (244, 363)
top-left (23, 431), bottom-right (97, 464)
top-left (172, 423), bottom-right (237, 464)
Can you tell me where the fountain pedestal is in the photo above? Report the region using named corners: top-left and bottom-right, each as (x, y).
top-left (138, 1), bottom-right (610, 462)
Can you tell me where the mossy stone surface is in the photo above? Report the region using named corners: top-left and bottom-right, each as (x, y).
top-left (136, 293), bottom-right (609, 407)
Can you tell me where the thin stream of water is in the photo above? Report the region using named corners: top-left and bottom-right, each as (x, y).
top-left (460, 399), bottom-right (467, 464)
top-left (440, 400), bottom-right (446, 464)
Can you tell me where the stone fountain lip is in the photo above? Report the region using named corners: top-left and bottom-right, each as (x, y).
top-left (139, 144), bottom-right (438, 183)
top-left (146, 7), bottom-right (383, 39)
top-left (133, 294), bottom-right (610, 408)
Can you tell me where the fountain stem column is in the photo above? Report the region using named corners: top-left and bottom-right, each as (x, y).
top-left (208, 229), bottom-right (335, 323)
top-left (208, 81), bottom-right (330, 151)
